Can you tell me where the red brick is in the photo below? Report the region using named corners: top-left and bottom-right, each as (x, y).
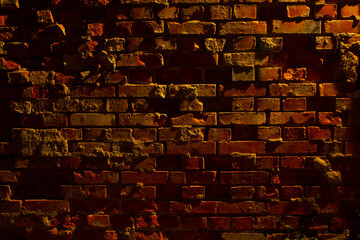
top-left (0, 200), bottom-right (21, 212)
top-left (186, 171), bottom-right (216, 184)
top-left (318, 112), bottom-right (342, 125)
top-left (208, 217), bottom-right (230, 230)
top-left (256, 156), bottom-right (279, 169)
top-left (183, 217), bottom-right (207, 230)
top-left (218, 201), bottom-right (265, 214)
top-left (267, 201), bottom-right (315, 215)
top-left (230, 186), bottom-right (255, 199)
top-left (182, 156), bottom-right (204, 170)
top-left (334, 127), bottom-right (357, 140)
top-left (182, 186), bottom-right (205, 199)
top-left (74, 171), bottom-right (119, 184)
top-left (84, 185), bottom-right (107, 199)
top-left (167, 141), bottom-right (216, 155)
top-left (254, 216), bottom-right (277, 229)
top-left (284, 127), bottom-right (306, 140)
top-left (257, 126), bottom-right (281, 140)
top-left (121, 171), bottom-right (168, 184)
top-left (87, 215), bottom-right (110, 228)
top-left (71, 86), bottom-right (115, 98)
top-left (220, 171), bottom-right (269, 185)
top-left (218, 141), bottom-right (266, 154)
top-left (133, 186), bottom-right (156, 199)
top-left (308, 126), bottom-right (331, 140)
top-left (24, 200), bottom-right (69, 213)
top-left (232, 217), bottom-right (253, 230)
top-left (281, 156), bottom-right (304, 169)
top-left (269, 141), bottom-right (317, 154)
top-left (281, 186), bottom-right (303, 200)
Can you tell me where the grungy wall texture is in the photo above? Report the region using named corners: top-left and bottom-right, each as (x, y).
top-left (1, 0), bottom-right (360, 239)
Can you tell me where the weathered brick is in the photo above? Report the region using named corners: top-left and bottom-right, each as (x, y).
top-left (269, 83), bottom-right (316, 96)
top-left (182, 5), bottom-right (205, 20)
top-left (182, 186), bottom-right (205, 199)
top-left (168, 21), bottom-right (216, 35)
top-left (287, 5), bottom-right (310, 18)
top-left (168, 84), bottom-right (216, 97)
top-left (24, 200), bottom-right (69, 213)
top-left (210, 5), bottom-right (232, 20)
top-left (220, 21), bottom-right (267, 35)
top-left (269, 112), bottom-right (315, 125)
top-left (117, 53), bottom-right (164, 67)
top-left (118, 84), bottom-right (166, 98)
top-left (70, 114), bottom-right (116, 126)
top-left (223, 52), bottom-right (269, 66)
top-left (232, 66), bottom-right (255, 81)
top-left (219, 84), bottom-right (266, 97)
top-left (157, 6), bottom-right (179, 19)
top-left (158, 127), bottom-right (204, 141)
top-left (72, 86), bottom-right (115, 98)
top-left (232, 98), bottom-right (254, 111)
top-left (171, 113), bottom-right (217, 126)
top-left (219, 112), bottom-right (266, 125)
top-left (273, 20), bottom-right (321, 34)
top-left (0, 0), bottom-right (19, 9)
top-left (318, 112), bottom-right (342, 125)
top-left (119, 113), bottom-right (167, 126)
top-left (218, 201), bottom-right (265, 213)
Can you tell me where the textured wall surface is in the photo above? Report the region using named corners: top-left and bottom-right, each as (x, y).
top-left (1, 0), bottom-right (360, 239)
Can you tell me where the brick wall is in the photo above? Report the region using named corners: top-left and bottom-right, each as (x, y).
top-left (0, 0), bottom-right (359, 239)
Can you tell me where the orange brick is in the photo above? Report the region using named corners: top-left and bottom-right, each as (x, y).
top-left (282, 98), bottom-right (306, 111)
top-left (220, 21), bottom-right (267, 35)
top-left (341, 4), bottom-right (360, 18)
top-left (273, 20), bottom-right (321, 34)
top-left (256, 98), bottom-right (280, 111)
top-left (210, 5), bottom-right (232, 20)
top-left (258, 67), bottom-right (281, 81)
top-left (233, 36), bottom-right (256, 50)
top-left (234, 4), bottom-right (257, 19)
top-left (287, 5), bottom-right (310, 18)
top-left (314, 4), bottom-right (337, 18)
top-left (325, 20), bottom-right (360, 33)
